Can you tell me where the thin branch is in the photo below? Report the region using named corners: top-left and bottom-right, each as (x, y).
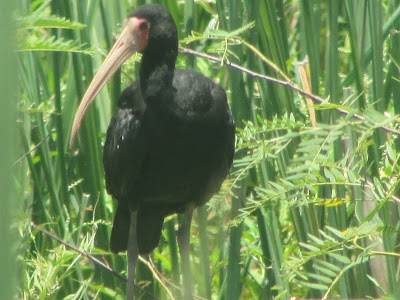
top-left (179, 47), bottom-right (400, 136)
top-left (31, 222), bottom-right (127, 281)
top-left (31, 222), bottom-right (160, 300)
top-left (12, 129), bottom-right (53, 168)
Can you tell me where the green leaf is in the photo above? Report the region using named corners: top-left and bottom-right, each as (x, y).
top-left (298, 281), bottom-right (328, 291)
top-left (17, 34), bottom-right (94, 54)
top-left (306, 272), bottom-right (333, 284)
top-left (299, 242), bottom-right (321, 252)
top-left (17, 14), bottom-right (86, 30)
top-left (327, 252), bottom-right (351, 264)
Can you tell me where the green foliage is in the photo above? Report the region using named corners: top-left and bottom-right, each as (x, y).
top-left (18, 34), bottom-right (93, 53)
top-left (0, 1), bottom-right (17, 300)
top-left (16, 4), bottom-right (91, 54)
top-left (15, 0), bottom-right (400, 299)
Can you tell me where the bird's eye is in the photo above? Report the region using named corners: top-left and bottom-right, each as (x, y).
top-left (139, 21), bottom-right (149, 31)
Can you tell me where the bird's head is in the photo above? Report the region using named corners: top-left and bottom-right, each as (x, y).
top-left (69, 4), bottom-right (177, 148)
top-left (129, 4), bottom-right (178, 55)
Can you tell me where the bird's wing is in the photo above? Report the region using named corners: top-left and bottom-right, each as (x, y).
top-left (103, 82), bottom-right (147, 208)
top-left (104, 82), bottom-right (147, 253)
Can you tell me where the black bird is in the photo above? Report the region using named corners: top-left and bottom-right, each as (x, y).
top-left (70, 4), bottom-right (235, 299)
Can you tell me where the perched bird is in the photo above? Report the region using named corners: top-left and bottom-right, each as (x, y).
top-left (69, 4), bottom-right (235, 299)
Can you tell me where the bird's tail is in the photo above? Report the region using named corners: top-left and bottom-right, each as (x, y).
top-left (136, 204), bottom-right (165, 254)
top-left (110, 204), bottom-right (165, 254)
top-left (110, 206), bottom-right (130, 253)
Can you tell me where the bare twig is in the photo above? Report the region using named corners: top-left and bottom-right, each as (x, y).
top-left (12, 129), bottom-right (53, 168)
top-left (30, 222), bottom-right (160, 300)
top-left (179, 47), bottom-right (400, 136)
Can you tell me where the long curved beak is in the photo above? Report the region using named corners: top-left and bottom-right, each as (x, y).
top-left (69, 17), bottom-right (147, 148)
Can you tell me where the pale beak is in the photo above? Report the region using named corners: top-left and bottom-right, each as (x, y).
top-left (69, 17), bottom-right (148, 148)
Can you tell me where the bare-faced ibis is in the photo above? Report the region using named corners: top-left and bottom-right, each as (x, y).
top-left (69, 4), bottom-right (235, 299)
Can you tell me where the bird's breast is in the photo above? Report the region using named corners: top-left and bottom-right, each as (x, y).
top-left (103, 69), bottom-right (234, 212)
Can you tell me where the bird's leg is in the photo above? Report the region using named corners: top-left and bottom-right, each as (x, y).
top-left (177, 204), bottom-right (195, 300)
top-left (127, 211), bottom-right (138, 300)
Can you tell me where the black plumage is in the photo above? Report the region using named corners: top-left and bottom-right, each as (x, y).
top-left (105, 69), bottom-right (234, 254)
top-left (70, 4), bottom-right (234, 299)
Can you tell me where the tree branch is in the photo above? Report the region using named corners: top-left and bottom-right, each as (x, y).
top-left (179, 47), bottom-right (400, 136)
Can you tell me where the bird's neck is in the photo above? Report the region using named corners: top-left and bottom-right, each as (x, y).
top-left (139, 49), bottom-right (176, 101)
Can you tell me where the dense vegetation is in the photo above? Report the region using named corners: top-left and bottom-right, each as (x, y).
top-left (6, 0), bottom-right (400, 299)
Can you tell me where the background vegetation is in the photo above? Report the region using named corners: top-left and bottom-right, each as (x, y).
top-left (1, 0), bottom-right (17, 300)
top-left (11, 0), bottom-right (400, 299)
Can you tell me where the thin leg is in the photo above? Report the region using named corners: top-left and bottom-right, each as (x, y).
top-left (177, 204), bottom-right (195, 300)
top-left (127, 212), bottom-right (138, 300)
